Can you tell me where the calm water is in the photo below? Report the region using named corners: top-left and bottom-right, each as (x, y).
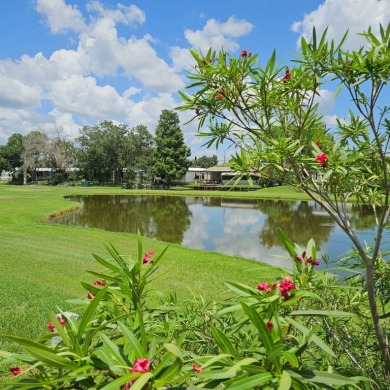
top-left (52, 195), bottom-right (383, 268)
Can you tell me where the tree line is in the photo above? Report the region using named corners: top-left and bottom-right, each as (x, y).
top-left (0, 110), bottom-right (216, 186)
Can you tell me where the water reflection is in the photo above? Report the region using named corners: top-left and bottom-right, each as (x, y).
top-left (53, 195), bottom-right (381, 268)
top-left (58, 195), bottom-right (192, 244)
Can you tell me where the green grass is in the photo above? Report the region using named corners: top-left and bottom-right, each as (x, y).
top-left (0, 184), bottom-right (299, 353)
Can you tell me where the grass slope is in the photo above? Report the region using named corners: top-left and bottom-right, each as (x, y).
top-left (0, 184), bottom-right (298, 353)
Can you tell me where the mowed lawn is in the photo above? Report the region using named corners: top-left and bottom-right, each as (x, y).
top-left (0, 184), bottom-right (300, 352)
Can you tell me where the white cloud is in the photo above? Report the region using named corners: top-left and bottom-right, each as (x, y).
top-left (170, 46), bottom-right (193, 72)
top-left (292, 0), bottom-right (390, 50)
top-left (0, 1), bottom-right (188, 144)
top-left (49, 75), bottom-right (128, 120)
top-left (35, 0), bottom-right (86, 33)
top-left (0, 75), bottom-right (41, 109)
top-left (86, 1), bottom-right (145, 26)
top-left (184, 16), bottom-right (253, 53)
top-left (314, 88), bottom-right (335, 116)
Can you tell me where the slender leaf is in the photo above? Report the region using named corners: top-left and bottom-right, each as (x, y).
top-left (224, 372), bottom-right (273, 390)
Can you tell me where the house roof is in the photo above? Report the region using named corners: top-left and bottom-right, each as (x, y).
top-left (204, 166), bottom-right (232, 172)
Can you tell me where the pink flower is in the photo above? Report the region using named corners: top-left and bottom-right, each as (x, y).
top-left (279, 276), bottom-right (296, 300)
top-left (10, 367), bottom-right (23, 376)
top-left (48, 316), bottom-right (65, 332)
top-left (266, 320), bottom-right (273, 330)
top-left (315, 153), bottom-right (328, 168)
top-left (143, 249), bottom-right (155, 264)
top-left (193, 364), bottom-right (203, 372)
top-left (131, 358), bottom-right (151, 373)
top-left (296, 255), bottom-right (303, 263)
top-left (87, 291), bottom-right (94, 300)
top-left (241, 50), bottom-right (248, 57)
top-left (47, 321), bottom-right (55, 332)
top-left (257, 282), bottom-right (271, 293)
top-left (215, 93), bottom-right (223, 99)
top-left (282, 69), bottom-right (291, 83)
top-left (93, 280), bottom-right (106, 287)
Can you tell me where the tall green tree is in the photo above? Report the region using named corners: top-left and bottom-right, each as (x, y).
top-left (179, 24), bottom-right (390, 381)
top-left (77, 121), bottom-right (131, 184)
top-left (152, 110), bottom-right (191, 184)
top-left (126, 125), bottom-right (154, 181)
top-left (0, 133), bottom-right (24, 176)
top-left (76, 121), bottom-right (154, 184)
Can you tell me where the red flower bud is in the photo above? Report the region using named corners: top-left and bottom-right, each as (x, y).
top-left (193, 364), bottom-right (203, 372)
top-left (266, 320), bottom-right (273, 330)
top-left (87, 291), bottom-right (94, 300)
top-left (10, 367), bottom-right (23, 376)
top-left (93, 280), bottom-right (105, 287)
top-left (257, 282), bottom-right (271, 292)
top-left (282, 69), bottom-right (291, 83)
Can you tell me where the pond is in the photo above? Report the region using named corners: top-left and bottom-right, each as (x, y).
top-left (52, 195), bottom-right (383, 269)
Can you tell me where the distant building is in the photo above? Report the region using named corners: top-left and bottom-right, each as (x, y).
top-left (1, 170), bottom-right (12, 180)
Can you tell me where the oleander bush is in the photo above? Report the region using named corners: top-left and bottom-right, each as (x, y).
top-left (0, 232), bottom-right (370, 389)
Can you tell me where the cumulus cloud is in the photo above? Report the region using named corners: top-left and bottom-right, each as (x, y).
top-left (292, 0), bottom-right (390, 49)
top-left (184, 16), bottom-right (253, 53)
top-left (0, 1), bottom-right (187, 143)
top-left (35, 0), bottom-right (86, 33)
top-left (86, 1), bottom-right (145, 26)
top-left (0, 75), bottom-right (42, 109)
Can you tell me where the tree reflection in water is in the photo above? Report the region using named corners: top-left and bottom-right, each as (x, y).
top-left (257, 200), bottom-right (334, 251)
top-left (57, 195), bottom-right (192, 244)
top-left (53, 195), bottom-right (382, 265)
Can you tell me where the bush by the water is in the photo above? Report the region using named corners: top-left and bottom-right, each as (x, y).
top-left (2, 232), bottom-right (383, 389)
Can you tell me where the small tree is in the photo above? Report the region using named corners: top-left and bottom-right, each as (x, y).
top-left (191, 154), bottom-right (218, 168)
top-left (178, 25), bottom-right (390, 380)
top-left (126, 125), bottom-right (155, 182)
top-left (0, 133), bottom-right (24, 179)
top-left (22, 131), bottom-right (50, 185)
top-left (152, 110), bottom-right (191, 184)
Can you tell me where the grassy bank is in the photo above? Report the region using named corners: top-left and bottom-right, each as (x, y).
top-left (0, 184), bottom-right (300, 352)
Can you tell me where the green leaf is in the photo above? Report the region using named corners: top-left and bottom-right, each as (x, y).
top-left (3, 335), bottom-right (78, 370)
top-left (289, 310), bottom-right (355, 317)
top-left (277, 228), bottom-right (296, 260)
top-left (154, 357), bottom-right (182, 383)
top-left (288, 370), bottom-right (359, 385)
top-left (281, 351), bottom-right (299, 368)
top-left (224, 281), bottom-right (257, 296)
top-left (210, 325), bottom-right (238, 358)
top-left (77, 286), bottom-right (107, 339)
top-left (92, 253), bottom-right (119, 272)
top-left (100, 372), bottom-right (152, 390)
top-left (278, 370), bottom-right (292, 390)
top-left (101, 334), bottom-right (128, 366)
top-left (224, 372), bottom-right (273, 390)
top-left (200, 354), bottom-right (232, 369)
top-left (117, 322), bottom-right (146, 360)
top-left (163, 343), bottom-right (184, 361)
top-left (286, 318), bottom-right (335, 357)
top-left (240, 303), bottom-right (279, 369)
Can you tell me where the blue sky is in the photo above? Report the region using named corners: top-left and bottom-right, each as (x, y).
top-left (0, 0), bottom-right (389, 161)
